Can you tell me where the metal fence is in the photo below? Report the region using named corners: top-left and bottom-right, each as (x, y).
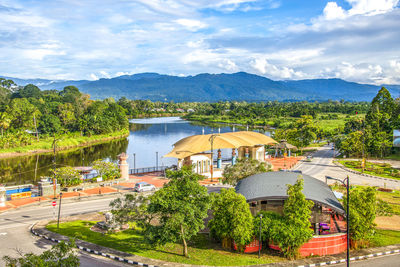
top-left (129, 166), bottom-right (173, 175)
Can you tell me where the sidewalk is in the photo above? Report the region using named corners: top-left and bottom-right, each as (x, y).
top-left (266, 156), bottom-right (304, 171)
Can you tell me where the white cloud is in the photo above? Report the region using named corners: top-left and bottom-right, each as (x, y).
top-left (347, 0), bottom-right (399, 16)
top-left (251, 57), bottom-right (305, 79)
top-left (320, 0), bottom-right (399, 21)
top-left (89, 73), bottom-right (99, 80)
top-left (99, 71), bottom-right (111, 78)
top-left (323, 2), bottom-right (346, 20)
top-left (174, 19), bottom-right (207, 31)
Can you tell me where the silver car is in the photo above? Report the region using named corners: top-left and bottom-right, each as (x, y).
top-left (134, 182), bottom-right (156, 192)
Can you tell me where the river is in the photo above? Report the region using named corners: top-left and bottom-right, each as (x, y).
top-left (0, 117), bottom-right (270, 186)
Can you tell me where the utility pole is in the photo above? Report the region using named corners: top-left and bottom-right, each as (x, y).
top-left (258, 213), bottom-right (263, 258)
top-left (325, 175), bottom-right (350, 267)
top-left (57, 192), bottom-right (63, 229)
top-left (209, 134), bottom-right (219, 182)
top-left (52, 137), bottom-right (57, 199)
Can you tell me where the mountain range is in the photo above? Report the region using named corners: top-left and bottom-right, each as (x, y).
top-left (2, 72), bottom-right (399, 102)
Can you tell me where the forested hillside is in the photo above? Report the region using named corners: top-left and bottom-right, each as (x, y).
top-left (0, 78), bottom-right (128, 150)
top-left (3, 72), bottom-right (400, 102)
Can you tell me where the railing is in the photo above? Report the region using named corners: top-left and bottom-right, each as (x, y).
top-left (129, 166), bottom-right (173, 175)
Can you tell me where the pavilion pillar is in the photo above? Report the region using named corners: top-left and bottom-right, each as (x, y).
top-left (118, 153), bottom-right (129, 180)
top-left (232, 148), bottom-right (237, 165)
top-left (217, 149), bottom-right (222, 169)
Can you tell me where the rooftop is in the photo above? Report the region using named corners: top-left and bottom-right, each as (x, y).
top-left (235, 171), bottom-right (345, 214)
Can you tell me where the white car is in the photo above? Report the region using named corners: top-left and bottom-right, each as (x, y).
top-left (134, 182), bottom-right (156, 192)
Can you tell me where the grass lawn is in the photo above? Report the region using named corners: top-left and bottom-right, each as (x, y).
top-left (308, 141), bottom-right (328, 148)
top-left (371, 229), bottom-right (400, 247)
top-left (330, 184), bottom-right (400, 216)
top-left (46, 221), bottom-right (284, 266)
top-left (338, 160), bottom-right (400, 181)
top-left (0, 129), bottom-right (129, 154)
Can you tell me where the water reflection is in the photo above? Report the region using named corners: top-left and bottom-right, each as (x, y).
top-left (0, 117), bottom-right (270, 186)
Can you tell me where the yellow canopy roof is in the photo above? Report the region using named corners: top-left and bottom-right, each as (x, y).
top-left (164, 131), bottom-right (277, 159)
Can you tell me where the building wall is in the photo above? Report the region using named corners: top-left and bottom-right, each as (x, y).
top-left (270, 233), bottom-right (347, 256)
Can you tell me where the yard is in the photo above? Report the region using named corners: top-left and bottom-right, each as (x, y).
top-left (338, 160), bottom-right (400, 181)
top-left (46, 221), bottom-right (284, 266)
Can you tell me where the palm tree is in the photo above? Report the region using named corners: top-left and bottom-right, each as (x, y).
top-left (0, 112), bottom-right (11, 137)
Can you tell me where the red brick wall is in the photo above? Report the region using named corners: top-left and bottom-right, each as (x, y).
top-left (269, 233), bottom-right (347, 256)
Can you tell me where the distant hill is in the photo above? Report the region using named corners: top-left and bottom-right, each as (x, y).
top-left (2, 72), bottom-right (400, 102)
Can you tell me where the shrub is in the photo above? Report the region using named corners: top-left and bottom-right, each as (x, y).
top-left (53, 167), bottom-right (82, 187)
top-left (92, 160), bottom-right (120, 181)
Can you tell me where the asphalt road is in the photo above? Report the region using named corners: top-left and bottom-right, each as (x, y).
top-left (0, 196), bottom-right (129, 266)
top-left (294, 145), bottom-right (400, 189)
top-left (0, 158), bottom-right (398, 267)
top-left (0, 187), bottom-right (228, 266)
top-left (334, 253), bottom-right (400, 266)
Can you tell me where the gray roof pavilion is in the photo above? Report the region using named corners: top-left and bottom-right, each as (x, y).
top-left (235, 171), bottom-right (345, 214)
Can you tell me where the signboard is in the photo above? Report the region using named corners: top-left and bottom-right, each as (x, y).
top-left (394, 130), bottom-right (400, 147)
top-left (52, 201), bottom-right (56, 207)
top-left (96, 177), bottom-right (103, 182)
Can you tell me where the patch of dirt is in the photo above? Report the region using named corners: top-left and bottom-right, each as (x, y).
top-left (59, 211), bottom-right (105, 223)
top-left (375, 215), bottom-right (400, 230)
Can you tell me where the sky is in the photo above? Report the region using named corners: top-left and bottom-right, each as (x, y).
top-left (0, 0), bottom-right (399, 84)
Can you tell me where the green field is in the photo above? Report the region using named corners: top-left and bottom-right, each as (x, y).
top-left (371, 229), bottom-right (400, 247)
top-left (186, 113), bottom-right (363, 132)
top-left (47, 221), bottom-right (283, 266)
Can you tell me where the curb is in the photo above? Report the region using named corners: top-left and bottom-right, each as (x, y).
top-left (30, 221), bottom-right (400, 267)
top-left (297, 249), bottom-right (400, 267)
top-left (333, 161), bottom-right (400, 184)
top-left (29, 223), bottom-right (159, 267)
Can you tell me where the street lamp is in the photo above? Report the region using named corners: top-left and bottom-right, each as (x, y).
top-left (326, 175), bottom-right (350, 267)
top-left (258, 213), bottom-right (263, 258)
top-left (209, 134), bottom-right (219, 182)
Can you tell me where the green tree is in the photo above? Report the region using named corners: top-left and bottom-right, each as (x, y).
top-left (3, 239), bottom-right (79, 267)
top-left (7, 98), bottom-right (38, 129)
top-left (208, 188), bottom-right (254, 251)
top-left (365, 87), bottom-right (394, 134)
top-left (109, 194), bottom-right (149, 227)
top-left (254, 177), bottom-right (313, 259)
top-left (92, 160), bottom-right (120, 181)
top-left (343, 187), bottom-right (377, 248)
top-left (0, 111), bottom-right (11, 136)
top-left (145, 167), bottom-right (210, 257)
top-left (340, 131), bottom-right (364, 157)
top-left (15, 84), bottom-right (42, 99)
top-left (222, 158), bottom-right (269, 185)
top-left (53, 166), bottom-right (82, 187)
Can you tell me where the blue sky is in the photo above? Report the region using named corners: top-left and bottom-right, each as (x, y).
top-left (0, 0), bottom-right (399, 84)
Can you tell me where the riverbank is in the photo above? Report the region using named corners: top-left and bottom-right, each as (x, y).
top-left (0, 129), bottom-right (129, 159)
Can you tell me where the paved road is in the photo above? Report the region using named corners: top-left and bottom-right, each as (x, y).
top-left (334, 253), bottom-right (400, 266)
top-left (294, 145), bottom-right (400, 189)
top-left (0, 196), bottom-right (130, 266)
top-left (0, 187), bottom-right (228, 266)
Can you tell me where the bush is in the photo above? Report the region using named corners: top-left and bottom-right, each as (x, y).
top-left (92, 160), bottom-right (120, 181)
top-left (375, 168), bottom-right (384, 174)
top-left (53, 167), bottom-right (82, 187)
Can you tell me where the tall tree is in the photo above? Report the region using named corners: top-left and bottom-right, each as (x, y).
top-left (365, 87), bottom-right (394, 133)
top-left (208, 188), bottom-right (254, 251)
top-left (145, 167), bottom-right (210, 257)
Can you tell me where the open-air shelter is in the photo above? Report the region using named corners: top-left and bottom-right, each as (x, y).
top-left (164, 131), bottom-right (277, 178)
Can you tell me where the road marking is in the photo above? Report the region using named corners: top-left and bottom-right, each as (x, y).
top-left (0, 232), bottom-right (7, 236)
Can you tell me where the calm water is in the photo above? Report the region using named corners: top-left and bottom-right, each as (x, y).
top-left (0, 117), bottom-right (270, 186)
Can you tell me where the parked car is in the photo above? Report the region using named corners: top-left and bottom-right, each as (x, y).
top-left (134, 182), bottom-right (156, 192)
